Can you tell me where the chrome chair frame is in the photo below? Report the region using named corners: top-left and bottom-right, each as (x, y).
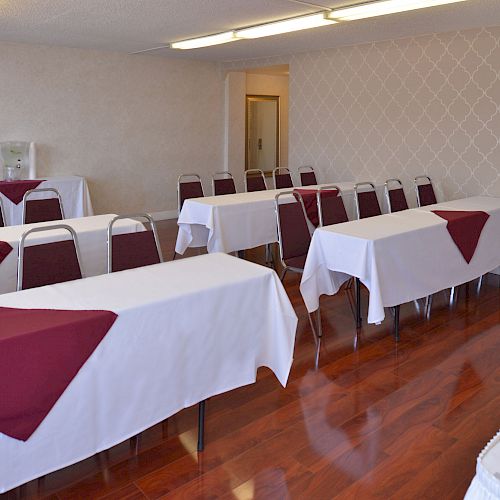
top-left (106, 213), bottom-right (163, 274)
top-left (353, 182), bottom-right (378, 220)
top-left (316, 184), bottom-right (341, 227)
top-left (273, 167), bottom-right (293, 190)
top-left (244, 169), bottom-right (267, 192)
top-left (211, 171), bottom-right (235, 196)
top-left (0, 197), bottom-right (5, 227)
top-left (17, 224), bottom-right (84, 291)
top-left (177, 173), bottom-right (204, 215)
top-left (298, 165), bottom-right (317, 186)
top-left (22, 188), bottom-right (65, 224)
top-left (384, 178), bottom-right (406, 213)
top-left (414, 175), bottom-right (434, 207)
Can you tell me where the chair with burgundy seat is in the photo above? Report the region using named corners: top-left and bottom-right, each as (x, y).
top-left (244, 169), bottom-right (267, 192)
top-left (298, 166), bottom-right (317, 186)
top-left (0, 198), bottom-right (5, 227)
top-left (385, 179), bottom-right (409, 213)
top-left (107, 214), bottom-right (163, 273)
top-left (275, 190), bottom-right (321, 365)
top-left (212, 171), bottom-right (236, 196)
top-left (22, 188), bottom-right (65, 224)
top-left (415, 175), bottom-right (437, 207)
top-left (177, 174), bottom-right (204, 215)
top-left (17, 224), bottom-right (83, 291)
top-left (354, 182), bottom-right (382, 219)
top-left (273, 167), bottom-right (294, 189)
top-left (316, 185), bottom-right (349, 227)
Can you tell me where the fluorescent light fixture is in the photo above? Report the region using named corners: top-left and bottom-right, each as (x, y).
top-left (170, 31), bottom-right (237, 49)
top-left (237, 13), bottom-right (336, 39)
top-left (327, 0), bottom-right (468, 22)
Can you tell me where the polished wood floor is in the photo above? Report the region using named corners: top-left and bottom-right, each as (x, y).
top-left (4, 219), bottom-right (500, 499)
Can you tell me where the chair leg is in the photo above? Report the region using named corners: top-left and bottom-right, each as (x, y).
top-left (172, 250), bottom-right (177, 260)
top-left (280, 268), bottom-right (287, 282)
top-left (476, 275), bottom-right (484, 295)
top-left (197, 400), bottom-right (206, 452)
top-left (425, 294), bottom-right (433, 319)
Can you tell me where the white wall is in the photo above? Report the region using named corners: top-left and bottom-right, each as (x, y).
top-left (0, 41), bottom-right (224, 215)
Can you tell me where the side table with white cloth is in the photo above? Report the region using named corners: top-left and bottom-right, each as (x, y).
top-left (175, 182), bottom-right (386, 255)
top-left (300, 196), bottom-right (500, 338)
top-left (0, 176), bottom-right (93, 226)
top-left (0, 253), bottom-right (297, 493)
top-left (465, 429), bottom-right (500, 500)
top-left (0, 214), bottom-right (144, 294)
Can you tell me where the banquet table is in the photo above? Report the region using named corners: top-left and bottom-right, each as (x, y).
top-left (300, 196), bottom-right (500, 326)
top-left (0, 176), bottom-right (93, 226)
top-left (175, 182), bottom-right (386, 255)
top-left (0, 214), bottom-right (144, 294)
top-left (0, 253), bottom-right (297, 493)
top-left (465, 429), bottom-right (500, 500)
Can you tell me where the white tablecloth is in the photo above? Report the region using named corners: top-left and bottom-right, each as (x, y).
top-left (466, 429), bottom-right (500, 500)
top-left (300, 196), bottom-right (500, 324)
top-left (1, 176), bottom-right (93, 226)
top-left (0, 214), bottom-right (144, 294)
top-left (0, 253), bottom-right (297, 493)
top-left (175, 182), bottom-right (386, 254)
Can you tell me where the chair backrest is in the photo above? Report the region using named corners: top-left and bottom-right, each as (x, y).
top-left (17, 224), bottom-right (83, 291)
top-left (415, 175), bottom-right (437, 207)
top-left (298, 166), bottom-right (317, 186)
top-left (0, 198), bottom-right (4, 227)
top-left (212, 171), bottom-right (236, 196)
top-left (273, 167), bottom-right (293, 189)
top-left (245, 169), bottom-right (267, 192)
top-left (275, 191), bottom-right (311, 270)
top-left (316, 185), bottom-right (348, 227)
top-left (354, 182), bottom-right (382, 219)
top-left (177, 174), bottom-right (204, 214)
top-left (385, 179), bottom-right (409, 213)
top-left (107, 214), bottom-right (163, 273)
top-left (22, 188), bottom-right (64, 224)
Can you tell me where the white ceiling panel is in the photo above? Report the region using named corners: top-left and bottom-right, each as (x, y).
top-left (0, 0), bottom-right (498, 61)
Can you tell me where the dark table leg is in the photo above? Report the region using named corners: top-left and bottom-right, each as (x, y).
top-left (393, 305), bottom-right (400, 342)
top-left (355, 278), bottom-right (362, 329)
top-left (197, 400), bottom-right (206, 452)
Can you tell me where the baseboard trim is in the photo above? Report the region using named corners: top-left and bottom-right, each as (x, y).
top-left (149, 210), bottom-right (178, 221)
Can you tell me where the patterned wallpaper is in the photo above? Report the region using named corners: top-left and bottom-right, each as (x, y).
top-left (225, 26), bottom-right (500, 203)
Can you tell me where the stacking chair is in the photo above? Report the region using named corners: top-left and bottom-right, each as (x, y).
top-left (354, 182), bottom-right (382, 219)
top-left (298, 166), bottom-right (317, 186)
top-left (212, 171), bottom-right (236, 196)
top-left (273, 167), bottom-right (293, 189)
top-left (17, 224), bottom-right (83, 291)
top-left (415, 175), bottom-right (437, 207)
top-left (385, 179), bottom-right (409, 213)
top-left (107, 214), bottom-right (163, 273)
top-left (316, 185), bottom-right (349, 227)
top-left (0, 198), bottom-right (5, 227)
top-left (275, 191), bottom-right (323, 365)
top-left (22, 188), bottom-right (64, 224)
top-left (244, 169), bottom-right (267, 192)
top-left (177, 174), bottom-right (204, 214)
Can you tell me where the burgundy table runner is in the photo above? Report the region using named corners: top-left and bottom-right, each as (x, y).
top-left (432, 210), bottom-right (490, 263)
top-left (0, 307), bottom-right (117, 441)
top-left (294, 189), bottom-right (338, 227)
top-left (0, 180), bottom-right (44, 205)
top-left (0, 241), bottom-right (13, 264)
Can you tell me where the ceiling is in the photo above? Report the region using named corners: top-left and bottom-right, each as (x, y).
top-left (0, 0), bottom-right (499, 62)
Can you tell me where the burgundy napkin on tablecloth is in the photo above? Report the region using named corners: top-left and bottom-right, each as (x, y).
top-left (432, 210), bottom-right (490, 263)
top-left (293, 188), bottom-right (338, 227)
top-left (0, 180), bottom-right (44, 205)
top-left (0, 307), bottom-right (117, 441)
top-left (0, 241), bottom-right (13, 264)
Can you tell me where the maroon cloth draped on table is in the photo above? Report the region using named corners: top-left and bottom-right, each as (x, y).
top-left (0, 180), bottom-right (44, 205)
top-left (0, 307), bottom-right (117, 441)
top-left (294, 188), bottom-right (338, 227)
top-left (112, 231), bottom-right (161, 272)
top-left (432, 210), bottom-right (490, 263)
top-left (0, 241), bottom-right (13, 264)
